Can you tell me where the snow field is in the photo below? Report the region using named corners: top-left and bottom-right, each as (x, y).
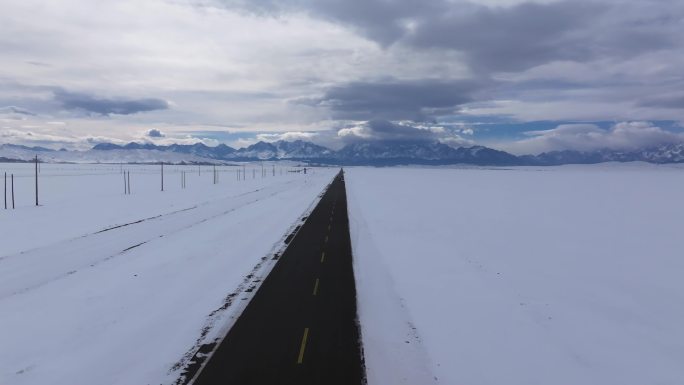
top-left (0, 163), bottom-right (303, 255)
top-left (0, 162), bottom-right (336, 385)
top-left (345, 164), bottom-right (684, 385)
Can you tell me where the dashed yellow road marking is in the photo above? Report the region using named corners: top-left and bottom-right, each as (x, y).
top-left (328, 224), bottom-right (331, 231)
top-left (325, 235), bottom-right (329, 244)
top-left (320, 252), bottom-right (325, 263)
top-left (313, 278), bottom-right (319, 295)
top-left (297, 328), bottom-right (309, 364)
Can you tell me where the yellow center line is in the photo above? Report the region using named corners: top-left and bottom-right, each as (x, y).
top-left (320, 251), bottom-right (325, 263)
top-left (325, 235), bottom-right (329, 244)
top-left (297, 328), bottom-right (309, 364)
top-left (313, 278), bottom-right (319, 295)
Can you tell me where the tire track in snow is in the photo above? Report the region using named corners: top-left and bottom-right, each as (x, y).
top-left (0, 182), bottom-right (296, 262)
top-left (0, 181), bottom-right (304, 300)
top-left (88, 183), bottom-right (277, 235)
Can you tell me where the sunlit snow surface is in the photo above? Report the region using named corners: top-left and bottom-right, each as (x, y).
top-left (346, 163), bottom-right (684, 385)
top-left (0, 163), bottom-right (336, 385)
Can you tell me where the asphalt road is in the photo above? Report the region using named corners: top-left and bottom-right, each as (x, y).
top-left (191, 170), bottom-right (365, 385)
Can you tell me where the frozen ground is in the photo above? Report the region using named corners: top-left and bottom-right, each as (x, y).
top-left (0, 162), bottom-right (336, 385)
top-left (345, 163), bottom-right (684, 385)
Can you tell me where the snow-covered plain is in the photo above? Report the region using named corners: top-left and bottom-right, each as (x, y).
top-left (345, 164), bottom-right (684, 385)
top-left (0, 162), bottom-right (336, 385)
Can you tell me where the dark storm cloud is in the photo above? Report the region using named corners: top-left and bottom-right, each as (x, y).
top-left (298, 79), bottom-right (487, 121)
top-left (147, 128), bottom-right (165, 137)
top-left (225, 0), bottom-right (684, 73)
top-left (638, 94), bottom-right (684, 109)
top-left (227, 0), bottom-right (440, 46)
top-left (405, 1), bottom-right (603, 72)
top-left (54, 90), bottom-right (169, 116)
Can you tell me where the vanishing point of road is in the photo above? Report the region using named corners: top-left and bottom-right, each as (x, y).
top-left (190, 170), bottom-right (365, 385)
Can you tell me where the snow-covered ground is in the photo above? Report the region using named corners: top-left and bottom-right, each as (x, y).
top-left (345, 164), bottom-right (684, 385)
top-left (0, 162), bottom-right (336, 385)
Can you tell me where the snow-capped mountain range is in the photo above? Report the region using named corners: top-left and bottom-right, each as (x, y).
top-left (92, 140), bottom-right (336, 161)
top-left (519, 143), bottom-right (684, 165)
top-left (2, 140), bottom-right (684, 165)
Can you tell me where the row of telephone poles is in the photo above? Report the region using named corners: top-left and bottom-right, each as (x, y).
top-left (4, 158), bottom-right (307, 207)
top-left (122, 162), bottom-right (293, 196)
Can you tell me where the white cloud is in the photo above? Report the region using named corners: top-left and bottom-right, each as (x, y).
top-left (337, 124), bottom-right (373, 140)
top-left (0, 128), bottom-right (100, 149)
top-left (256, 131), bottom-right (318, 142)
top-left (229, 137), bottom-right (259, 149)
top-left (500, 121), bottom-right (684, 155)
top-left (336, 120), bottom-right (476, 148)
top-left (144, 135), bottom-right (219, 147)
top-left (439, 136), bottom-right (475, 147)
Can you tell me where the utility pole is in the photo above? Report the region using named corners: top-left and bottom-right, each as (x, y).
top-left (161, 162), bottom-right (164, 191)
top-left (34, 155), bottom-right (39, 206)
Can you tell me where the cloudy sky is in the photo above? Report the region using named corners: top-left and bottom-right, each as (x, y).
top-left (1, 0), bottom-right (684, 154)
